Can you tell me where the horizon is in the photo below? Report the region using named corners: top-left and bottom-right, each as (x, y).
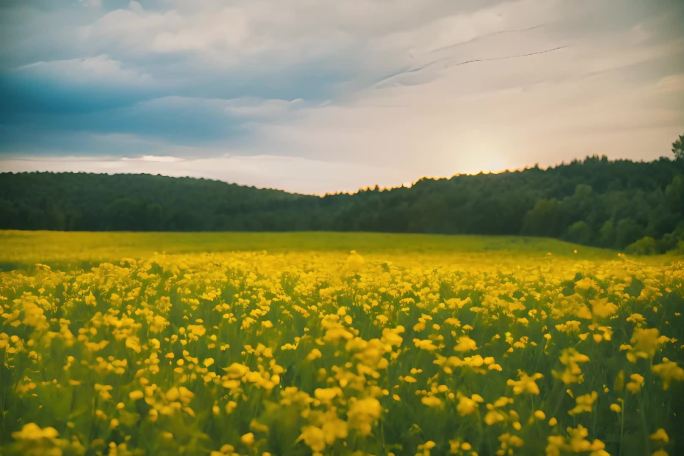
top-left (1, 1), bottom-right (683, 193)
top-left (0, 153), bottom-right (674, 197)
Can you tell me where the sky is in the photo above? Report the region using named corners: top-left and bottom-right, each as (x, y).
top-left (1, 0), bottom-right (683, 194)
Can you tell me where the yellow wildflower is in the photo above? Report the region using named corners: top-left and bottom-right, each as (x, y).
top-left (507, 371), bottom-right (543, 395)
top-left (457, 395), bottom-right (481, 416)
top-left (129, 390), bottom-right (144, 400)
top-left (347, 397), bottom-right (382, 436)
top-left (11, 423), bottom-right (59, 440)
top-left (421, 396), bottom-right (443, 408)
top-left (553, 348), bottom-right (590, 384)
top-left (240, 432), bottom-right (254, 446)
top-left (628, 328), bottom-right (660, 362)
top-left (306, 348), bottom-right (322, 361)
top-left (314, 387), bottom-right (340, 403)
top-left (626, 373), bottom-right (645, 394)
top-left (568, 391), bottom-right (598, 415)
top-left (650, 428), bottom-right (669, 444)
top-left (652, 359), bottom-right (684, 390)
top-left (454, 336), bottom-right (477, 352)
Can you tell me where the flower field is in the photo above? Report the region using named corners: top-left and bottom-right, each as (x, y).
top-left (0, 232), bottom-right (683, 455)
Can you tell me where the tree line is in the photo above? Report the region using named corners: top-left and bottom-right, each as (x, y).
top-left (1, 155), bottom-right (683, 253)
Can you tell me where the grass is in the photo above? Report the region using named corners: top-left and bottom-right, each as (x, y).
top-left (0, 230), bottom-right (616, 267)
top-left (1, 231), bottom-right (682, 455)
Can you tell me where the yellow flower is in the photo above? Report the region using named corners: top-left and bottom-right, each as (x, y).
top-left (454, 336), bottom-right (477, 352)
top-left (484, 410), bottom-right (505, 426)
top-left (381, 326), bottom-right (404, 348)
top-left (224, 363), bottom-right (250, 378)
top-left (129, 390), bottom-right (144, 400)
top-left (11, 423), bottom-right (59, 440)
top-left (626, 313), bottom-right (646, 325)
top-left (568, 391), bottom-right (598, 415)
top-left (506, 371), bottom-right (543, 395)
top-left (457, 395), bottom-right (480, 416)
top-left (417, 440), bottom-right (436, 456)
top-left (314, 387), bottom-right (340, 403)
top-left (186, 324), bottom-right (206, 341)
top-left (306, 348), bottom-right (322, 361)
top-left (344, 250), bottom-right (365, 274)
top-left (421, 396), bottom-right (443, 408)
top-left (499, 432), bottom-right (524, 451)
top-left (650, 428), bottom-right (669, 444)
top-left (347, 397), bottom-right (382, 436)
top-left (555, 320), bottom-right (582, 333)
top-left (652, 359), bottom-right (684, 390)
top-left (626, 373), bottom-right (644, 394)
top-left (591, 299), bottom-right (617, 319)
top-left (300, 426), bottom-right (325, 453)
top-left (413, 338), bottom-right (438, 351)
top-left (546, 425), bottom-right (609, 456)
top-left (320, 410), bottom-right (348, 445)
top-left (21, 299), bottom-right (49, 331)
top-left (575, 277), bottom-right (598, 291)
top-left (241, 432), bottom-right (255, 446)
top-left (628, 328), bottom-right (660, 362)
top-left (553, 348), bottom-right (590, 384)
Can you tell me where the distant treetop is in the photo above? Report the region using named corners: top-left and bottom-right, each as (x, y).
top-left (673, 133), bottom-right (684, 161)
top-left (0, 156), bottom-right (683, 253)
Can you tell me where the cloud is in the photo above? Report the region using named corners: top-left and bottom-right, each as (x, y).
top-left (0, 0), bottom-right (683, 192)
top-left (2, 55), bottom-right (159, 114)
top-left (0, 153), bottom-right (407, 194)
top-left (0, 94), bottom-right (306, 147)
top-left (15, 54), bottom-right (153, 87)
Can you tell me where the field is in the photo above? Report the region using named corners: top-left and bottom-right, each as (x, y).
top-left (1, 231), bottom-right (683, 456)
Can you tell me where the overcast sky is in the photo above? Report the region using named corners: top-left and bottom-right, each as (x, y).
top-left (1, 0), bottom-right (683, 194)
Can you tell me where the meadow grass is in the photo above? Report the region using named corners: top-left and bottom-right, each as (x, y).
top-left (0, 230), bottom-right (615, 267)
top-left (0, 231), bottom-right (682, 455)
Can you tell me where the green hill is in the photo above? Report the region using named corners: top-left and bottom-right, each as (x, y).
top-left (1, 156), bottom-right (683, 252)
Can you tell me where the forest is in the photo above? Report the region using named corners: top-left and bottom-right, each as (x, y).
top-left (1, 156), bottom-right (683, 253)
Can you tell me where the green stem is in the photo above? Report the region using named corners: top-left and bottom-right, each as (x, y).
top-left (638, 395), bottom-right (650, 455)
top-left (618, 396), bottom-right (625, 456)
